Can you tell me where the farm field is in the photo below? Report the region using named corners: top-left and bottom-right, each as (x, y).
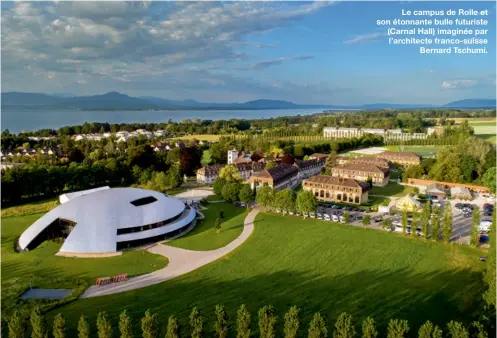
top-left (169, 134), bottom-right (222, 141)
top-left (53, 212), bottom-right (485, 337)
top-left (1, 212), bottom-right (168, 317)
top-left (167, 202), bottom-right (247, 250)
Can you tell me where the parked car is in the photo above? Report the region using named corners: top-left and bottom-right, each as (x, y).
top-left (316, 212), bottom-right (323, 219)
top-left (394, 225), bottom-right (403, 233)
top-left (324, 214), bottom-right (331, 221)
top-left (455, 203), bottom-right (464, 210)
top-left (309, 212), bottom-right (316, 218)
top-left (332, 214), bottom-right (339, 222)
top-left (339, 215), bottom-right (346, 223)
top-left (355, 215), bottom-right (363, 221)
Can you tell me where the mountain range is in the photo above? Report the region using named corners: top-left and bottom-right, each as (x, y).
top-left (1, 92), bottom-right (495, 110)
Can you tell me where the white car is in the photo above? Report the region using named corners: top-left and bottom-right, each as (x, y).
top-left (479, 221), bottom-right (492, 233)
top-left (309, 212), bottom-right (316, 218)
top-left (324, 214), bottom-right (331, 221)
top-left (339, 215), bottom-right (346, 223)
top-left (394, 225), bottom-right (403, 233)
top-left (332, 214), bottom-right (339, 222)
top-left (317, 213), bottom-right (323, 219)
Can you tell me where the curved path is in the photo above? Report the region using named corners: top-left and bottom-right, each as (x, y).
top-left (81, 209), bottom-right (259, 298)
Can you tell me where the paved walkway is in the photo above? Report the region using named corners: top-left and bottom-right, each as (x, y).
top-left (80, 209), bottom-right (259, 298)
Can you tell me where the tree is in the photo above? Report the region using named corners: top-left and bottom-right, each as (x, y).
top-left (31, 306), bottom-right (48, 338)
top-left (97, 312), bottom-right (113, 338)
top-left (256, 185), bottom-right (275, 210)
top-left (401, 210), bottom-right (408, 234)
top-left (431, 206), bottom-right (441, 241)
top-left (418, 321), bottom-right (442, 338)
top-left (361, 318), bottom-right (377, 338)
top-left (308, 312), bottom-right (327, 338)
top-left (325, 151), bottom-right (338, 174)
top-left (167, 163), bottom-right (183, 188)
top-left (213, 177), bottom-right (227, 196)
top-left (239, 184), bottom-right (254, 207)
top-left (362, 215), bottom-right (371, 226)
top-left (470, 206), bottom-right (480, 246)
top-left (220, 165), bottom-right (243, 183)
top-left (275, 189), bottom-right (296, 213)
top-left (333, 312), bottom-right (355, 338)
top-left (265, 161), bottom-right (278, 169)
top-left (281, 154), bottom-right (295, 164)
top-left (386, 319), bottom-right (409, 338)
top-left (201, 150), bottom-right (212, 166)
top-left (442, 205), bottom-right (453, 243)
top-left (141, 310), bottom-right (158, 338)
top-left (412, 212), bottom-right (420, 234)
top-left (402, 165), bottom-right (424, 182)
top-left (8, 310), bottom-right (25, 338)
top-left (236, 304), bottom-right (251, 338)
top-left (189, 307), bottom-right (204, 338)
top-left (258, 305), bottom-right (277, 338)
top-left (53, 314), bottom-right (66, 338)
top-left (382, 218), bottom-right (393, 231)
top-left (421, 201), bottom-right (431, 239)
top-left (78, 315), bottom-right (90, 338)
top-left (118, 310), bottom-right (133, 338)
top-left (165, 316), bottom-right (179, 338)
top-left (483, 212), bottom-right (496, 308)
top-left (222, 182), bottom-right (242, 202)
top-left (481, 167), bottom-right (496, 193)
top-left (284, 306), bottom-right (300, 338)
top-left (446, 321), bottom-right (468, 338)
top-left (214, 305), bottom-right (229, 338)
top-left (296, 190), bottom-right (317, 217)
top-left (343, 211), bottom-right (350, 224)
top-left (470, 321), bottom-right (487, 338)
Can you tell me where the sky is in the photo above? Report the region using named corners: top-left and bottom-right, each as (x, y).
top-left (1, 1), bottom-right (496, 105)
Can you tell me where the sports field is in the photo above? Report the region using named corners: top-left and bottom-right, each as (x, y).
top-left (52, 212), bottom-right (485, 336)
top-left (1, 211), bottom-right (169, 318)
top-left (370, 183), bottom-right (417, 197)
top-left (383, 145), bottom-right (446, 157)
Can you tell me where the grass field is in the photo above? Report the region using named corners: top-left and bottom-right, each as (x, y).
top-left (53, 212), bottom-right (485, 336)
top-left (370, 183), bottom-right (417, 197)
top-left (167, 202), bottom-right (247, 250)
top-left (383, 145), bottom-right (446, 157)
top-left (1, 213), bottom-right (169, 318)
top-left (1, 198), bottom-right (59, 218)
top-left (470, 122), bottom-right (496, 145)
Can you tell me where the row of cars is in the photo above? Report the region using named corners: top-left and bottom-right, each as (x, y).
top-left (454, 202), bottom-right (494, 233)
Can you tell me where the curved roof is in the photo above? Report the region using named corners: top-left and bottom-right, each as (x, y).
top-left (395, 195), bottom-right (421, 212)
top-left (19, 188), bottom-right (193, 254)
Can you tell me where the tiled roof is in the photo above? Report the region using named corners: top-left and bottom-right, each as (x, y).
top-left (197, 164), bottom-right (225, 176)
top-left (351, 157), bottom-right (391, 169)
top-left (309, 153), bottom-right (329, 159)
top-left (294, 159), bottom-right (324, 169)
top-left (377, 152), bottom-right (420, 160)
top-left (333, 163), bottom-right (389, 175)
top-left (305, 175), bottom-right (369, 191)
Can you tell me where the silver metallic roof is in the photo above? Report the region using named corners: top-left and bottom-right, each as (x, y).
top-left (19, 187), bottom-right (195, 254)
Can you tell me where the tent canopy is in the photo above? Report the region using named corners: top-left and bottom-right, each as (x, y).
top-left (395, 195), bottom-right (421, 212)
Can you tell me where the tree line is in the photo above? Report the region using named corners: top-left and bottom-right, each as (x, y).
top-left (7, 304), bottom-right (492, 338)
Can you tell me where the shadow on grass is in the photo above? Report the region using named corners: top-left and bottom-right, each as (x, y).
top-left (43, 266), bottom-right (487, 338)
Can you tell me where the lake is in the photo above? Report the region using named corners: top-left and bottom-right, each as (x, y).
top-left (1, 107), bottom-right (347, 134)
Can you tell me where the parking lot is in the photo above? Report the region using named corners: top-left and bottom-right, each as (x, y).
top-left (273, 193), bottom-right (494, 245)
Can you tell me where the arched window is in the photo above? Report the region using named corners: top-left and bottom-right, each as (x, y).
top-left (355, 196), bottom-right (360, 203)
top-left (325, 192), bottom-right (330, 198)
top-left (320, 190), bottom-right (324, 197)
top-left (343, 193), bottom-right (347, 201)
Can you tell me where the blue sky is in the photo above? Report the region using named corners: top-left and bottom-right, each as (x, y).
top-left (1, 1), bottom-right (495, 105)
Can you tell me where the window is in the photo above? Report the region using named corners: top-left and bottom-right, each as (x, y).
top-left (130, 196), bottom-right (158, 206)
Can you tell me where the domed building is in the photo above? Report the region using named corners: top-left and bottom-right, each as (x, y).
top-left (18, 187), bottom-right (197, 257)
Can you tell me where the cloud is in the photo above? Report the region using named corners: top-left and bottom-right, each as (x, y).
top-left (247, 55), bottom-right (314, 69)
top-left (441, 79), bottom-right (477, 89)
top-left (343, 33), bottom-right (386, 44)
top-left (1, 1), bottom-right (329, 93)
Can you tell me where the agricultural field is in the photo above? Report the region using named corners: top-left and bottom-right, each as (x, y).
top-left (169, 134), bottom-right (222, 141)
top-left (52, 212), bottom-right (486, 337)
top-left (468, 121), bottom-right (496, 145)
top-left (167, 202), bottom-right (247, 251)
top-left (1, 211), bottom-right (168, 317)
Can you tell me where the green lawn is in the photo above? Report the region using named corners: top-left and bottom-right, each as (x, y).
top-left (166, 202), bottom-right (247, 250)
top-left (169, 134), bottom-right (222, 141)
top-left (205, 194), bottom-right (224, 202)
top-left (383, 145), bottom-right (446, 157)
top-left (1, 213), bottom-right (169, 319)
top-left (370, 183), bottom-right (416, 197)
top-left (1, 198), bottom-right (59, 218)
top-left (53, 212), bottom-right (485, 337)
